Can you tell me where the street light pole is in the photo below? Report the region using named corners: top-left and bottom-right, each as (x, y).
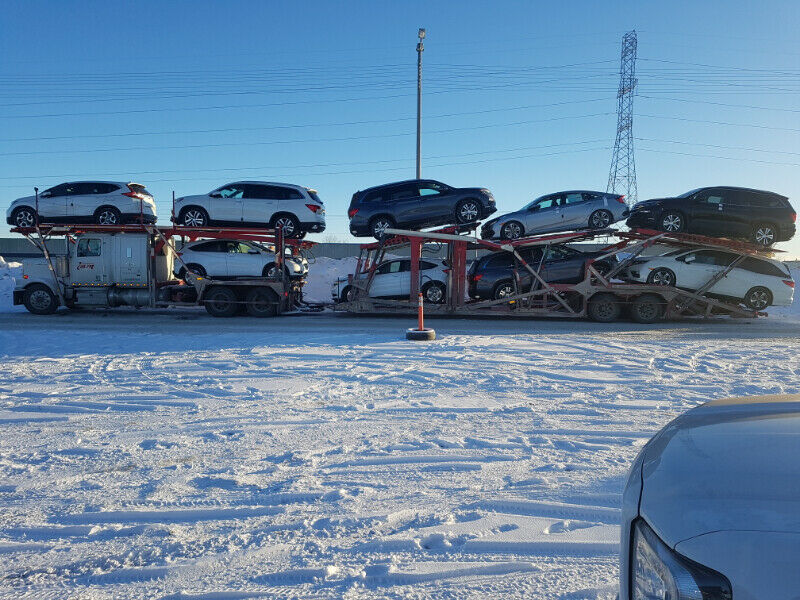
top-left (416, 28), bottom-right (425, 180)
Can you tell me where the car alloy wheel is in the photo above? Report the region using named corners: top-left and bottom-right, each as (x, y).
top-left (660, 212), bottom-right (683, 232)
top-left (372, 219), bottom-right (393, 238)
top-left (745, 287), bottom-right (771, 310)
top-left (753, 225), bottom-right (776, 246)
top-left (424, 282), bottom-right (445, 303)
top-left (457, 201), bottom-right (480, 223)
top-left (274, 217), bottom-right (297, 236)
top-left (495, 282), bottom-right (515, 299)
top-left (647, 268), bottom-right (675, 287)
top-left (14, 208), bottom-right (36, 228)
top-left (183, 209), bottom-right (207, 227)
top-left (97, 209), bottom-right (120, 225)
top-left (590, 210), bottom-right (612, 228)
top-left (501, 222), bottom-right (522, 239)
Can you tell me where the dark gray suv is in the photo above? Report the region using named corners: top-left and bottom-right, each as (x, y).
top-left (348, 179), bottom-right (496, 238)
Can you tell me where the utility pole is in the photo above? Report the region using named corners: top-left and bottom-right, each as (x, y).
top-left (607, 30), bottom-right (638, 206)
top-left (416, 28), bottom-right (425, 180)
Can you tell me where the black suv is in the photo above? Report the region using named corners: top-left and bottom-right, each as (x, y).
top-left (348, 179), bottom-right (496, 238)
top-left (468, 245), bottom-right (616, 300)
top-left (626, 186), bottom-right (795, 246)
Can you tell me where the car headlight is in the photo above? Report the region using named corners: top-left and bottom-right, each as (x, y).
top-left (632, 520), bottom-right (731, 600)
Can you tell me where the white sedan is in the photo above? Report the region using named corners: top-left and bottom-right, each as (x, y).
top-left (624, 247), bottom-right (794, 309)
top-left (620, 393), bottom-right (800, 600)
top-left (332, 258), bottom-right (449, 303)
top-left (175, 239), bottom-right (307, 280)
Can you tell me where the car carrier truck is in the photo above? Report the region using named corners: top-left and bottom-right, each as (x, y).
top-left (12, 225), bottom-right (304, 318)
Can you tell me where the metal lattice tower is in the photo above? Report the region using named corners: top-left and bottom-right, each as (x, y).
top-left (607, 30), bottom-right (638, 206)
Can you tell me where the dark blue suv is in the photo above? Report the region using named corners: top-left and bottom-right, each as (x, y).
top-left (348, 179), bottom-right (496, 238)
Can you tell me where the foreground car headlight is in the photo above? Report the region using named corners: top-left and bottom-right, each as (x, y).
top-left (632, 520), bottom-right (731, 600)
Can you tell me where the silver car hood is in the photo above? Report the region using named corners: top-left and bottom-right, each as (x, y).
top-left (640, 394), bottom-right (800, 548)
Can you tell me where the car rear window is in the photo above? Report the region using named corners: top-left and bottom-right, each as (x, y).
top-left (361, 189), bottom-right (384, 203)
top-left (740, 257), bottom-right (789, 277)
top-left (308, 190), bottom-right (323, 204)
top-left (127, 183), bottom-right (150, 196)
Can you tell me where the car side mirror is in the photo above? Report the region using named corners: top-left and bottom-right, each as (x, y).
top-left (529, 205), bottom-right (540, 212)
top-left (209, 192), bottom-right (221, 198)
top-left (684, 255), bottom-right (696, 264)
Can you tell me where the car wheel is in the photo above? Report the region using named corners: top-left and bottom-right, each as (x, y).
top-left (183, 263), bottom-right (206, 279)
top-left (245, 287), bottom-right (278, 317)
top-left (646, 267), bottom-right (676, 287)
top-left (370, 216), bottom-right (396, 240)
top-left (338, 285), bottom-right (352, 303)
top-left (95, 206), bottom-right (121, 225)
top-left (587, 292), bottom-right (621, 322)
top-left (422, 281), bottom-right (446, 304)
top-left (204, 286), bottom-right (239, 317)
top-left (273, 214), bottom-right (301, 238)
top-left (630, 293), bottom-right (665, 324)
top-left (345, 286), bottom-right (358, 302)
top-left (262, 262), bottom-right (290, 279)
top-left (659, 211), bottom-right (685, 233)
top-left (493, 280), bottom-right (516, 300)
top-left (23, 284), bottom-right (59, 315)
top-left (589, 209), bottom-right (613, 229)
top-left (181, 207), bottom-right (208, 227)
top-left (455, 199), bottom-right (481, 224)
top-left (752, 223), bottom-right (777, 247)
top-left (744, 286), bottom-right (772, 310)
top-left (500, 221), bottom-right (524, 240)
top-left (11, 207), bottom-right (37, 228)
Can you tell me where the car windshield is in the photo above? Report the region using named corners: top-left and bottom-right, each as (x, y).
top-left (677, 188), bottom-right (703, 199)
top-left (660, 249), bottom-right (685, 257)
top-left (523, 194), bottom-right (549, 210)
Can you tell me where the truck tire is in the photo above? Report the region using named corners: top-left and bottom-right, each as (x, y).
top-left (587, 293), bottom-right (621, 322)
top-left (630, 293), bottom-right (665, 324)
top-left (245, 287), bottom-right (279, 317)
top-left (204, 286), bottom-right (239, 318)
top-left (23, 284), bottom-right (59, 315)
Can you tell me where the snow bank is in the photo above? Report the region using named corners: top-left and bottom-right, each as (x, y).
top-left (303, 256), bottom-right (358, 303)
top-left (0, 256), bottom-right (23, 313)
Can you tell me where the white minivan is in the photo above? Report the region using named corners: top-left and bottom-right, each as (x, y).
top-left (172, 181), bottom-right (325, 238)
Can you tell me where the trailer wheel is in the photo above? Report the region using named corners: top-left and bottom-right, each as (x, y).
top-left (23, 284), bottom-right (59, 315)
top-left (587, 293), bottom-right (621, 322)
top-left (204, 286), bottom-right (239, 318)
top-left (245, 287), bottom-right (279, 317)
top-left (630, 294), bottom-right (665, 324)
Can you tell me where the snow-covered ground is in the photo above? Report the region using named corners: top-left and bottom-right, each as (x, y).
top-left (1, 256), bottom-right (800, 598)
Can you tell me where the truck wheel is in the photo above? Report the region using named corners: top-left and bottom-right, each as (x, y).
top-left (204, 286), bottom-right (238, 317)
top-left (23, 284), bottom-right (59, 315)
top-left (587, 293), bottom-right (621, 322)
top-left (245, 287), bottom-right (279, 317)
top-left (630, 293), bottom-right (665, 324)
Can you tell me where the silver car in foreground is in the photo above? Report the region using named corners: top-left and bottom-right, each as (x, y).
top-left (620, 393), bottom-right (800, 600)
top-left (480, 190), bottom-right (629, 240)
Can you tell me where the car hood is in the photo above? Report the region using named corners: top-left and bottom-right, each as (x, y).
top-left (633, 198), bottom-right (676, 208)
top-left (639, 394), bottom-right (800, 548)
top-left (10, 195), bottom-right (35, 207)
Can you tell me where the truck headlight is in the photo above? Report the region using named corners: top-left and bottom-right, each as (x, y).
top-left (632, 519), bottom-right (731, 600)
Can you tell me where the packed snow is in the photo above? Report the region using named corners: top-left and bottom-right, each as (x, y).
top-left (1, 254), bottom-right (800, 598)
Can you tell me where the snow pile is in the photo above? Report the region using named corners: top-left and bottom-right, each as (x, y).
top-left (0, 256), bottom-right (22, 313)
top-left (303, 256), bottom-right (358, 303)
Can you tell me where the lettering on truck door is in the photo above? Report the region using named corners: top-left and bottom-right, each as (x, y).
top-left (72, 237), bottom-right (107, 284)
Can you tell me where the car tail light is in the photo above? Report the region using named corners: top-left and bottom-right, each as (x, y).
top-left (472, 274), bottom-right (483, 282)
top-left (783, 279), bottom-right (795, 288)
top-left (442, 268), bottom-right (451, 274)
top-left (305, 204), bottom-right (321, 213)
top-left (615, 195), bottom-right (626, 204)
top-left (792, 213), bottom-right (797, 223)
top-left (348, 208), bottom-right (359, 219)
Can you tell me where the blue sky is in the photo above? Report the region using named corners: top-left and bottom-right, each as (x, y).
top-left (1, 1), bottom-right (799, 254)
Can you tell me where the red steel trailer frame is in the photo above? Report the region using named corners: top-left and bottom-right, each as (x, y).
top-left (337, 227), bottom-right (781, 322)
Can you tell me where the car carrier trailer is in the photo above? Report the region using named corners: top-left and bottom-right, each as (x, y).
top-left (334, 226), bottom-right (777, 322)
top-left (10, 223), bottom-right (313, 318)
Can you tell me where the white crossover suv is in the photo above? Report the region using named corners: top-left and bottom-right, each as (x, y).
top-left (620, 393), bottom-right (800, 600)
top-left (7, 181), bottom-right (156, 227)
top-left (172, 182), bottom-right (325, 238)
top-left (624, 247), bottom-right (794, 309)
top-left (175, 239), bottom-right (308, 280)
top-left (332, 258), bottom-right (449, 303)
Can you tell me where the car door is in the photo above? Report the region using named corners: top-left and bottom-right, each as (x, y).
top-left (388, 184), bottom-right (425, 227)
top-left (369, 260), bottom-right (405, 297)
top-left (68, 182), bottom-right (105, 221)
top-left (559, 192), bottom-right (591, 228)
top-left (674, 250), bottom-right (722, 290)
top-left (209, 183), bottom-right (246, 225)
top-left (225, 241), bottom-right (264, 276)
top-left (37, 183), bottom-right (70, 221)
top-left (415, 181), bottom-right (455, 225)
top-left (723, 189), bottom-right (757, 238)
top-left (241, 184), bottom-right (279, 226)
top-left (188, 240), bottom-right (228, 276)
top-left (689, 189), bottom-right (727, 235)
top-left (706, 251), bottom-right (745, 297)
top-left (541, 246), bottom-right (584, 282)
top-left (522, 194), bottom-right (563, 233)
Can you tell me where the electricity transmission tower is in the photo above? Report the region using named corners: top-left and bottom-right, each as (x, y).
top-left (607, 30), bottom-right (638, 206)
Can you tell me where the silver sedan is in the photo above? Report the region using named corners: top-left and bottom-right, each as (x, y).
top-left (480, 190), bottom-right (629, 240)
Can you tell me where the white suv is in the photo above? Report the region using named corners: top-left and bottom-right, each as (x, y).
top-left (172, 182), bottom-right (325, 238)
top-left (6, 181), bottom-right (156, 227)
top-left (175, 239), bottom-right (308, 280)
